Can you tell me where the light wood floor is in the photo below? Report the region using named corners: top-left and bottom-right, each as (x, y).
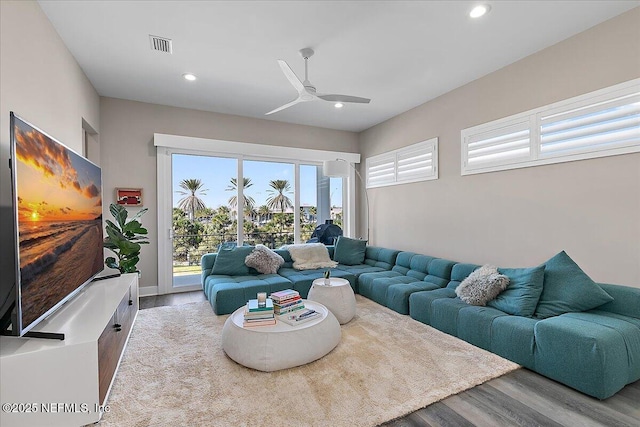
top-left (140, 291), bottom-right (640, 427)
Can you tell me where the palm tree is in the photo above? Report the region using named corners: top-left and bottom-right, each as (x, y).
top-left (244, 204), bottom-right (257, 222)
top-left (177, 178), bottom-right (208, 220)
top-left (257, 205), bottom-right (271, 223)
top-left (226, 177), bottom-right (255, 214)
top-left (266, 179), bottom-right (293, 213)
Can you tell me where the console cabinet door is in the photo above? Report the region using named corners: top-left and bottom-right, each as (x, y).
top-left (98, 283), bottom-right (138, 404)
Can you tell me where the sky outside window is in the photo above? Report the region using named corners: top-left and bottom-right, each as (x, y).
top-left (172, 154), bottom-right (342, 210)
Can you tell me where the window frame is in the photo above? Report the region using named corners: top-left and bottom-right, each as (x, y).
top-left (461, 78), bottom-right (640, 176)
top-left (366, 137), bottom-right (439, 189)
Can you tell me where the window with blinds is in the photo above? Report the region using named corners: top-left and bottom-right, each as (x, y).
top-left (366, 138), bottom-right (438, 188)
top-left (461, 79), bottom-right (640, 175)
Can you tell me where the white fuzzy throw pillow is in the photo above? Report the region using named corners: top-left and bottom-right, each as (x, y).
top-left (284, 243), bottom-right (338, 270)
top-left (244, 244), bottom-right (285, 274)
top-left (455, 265), bottom-right (510, 306)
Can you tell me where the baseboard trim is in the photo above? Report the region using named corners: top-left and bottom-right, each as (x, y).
top-left (139, 286), bottom-right (159, 297)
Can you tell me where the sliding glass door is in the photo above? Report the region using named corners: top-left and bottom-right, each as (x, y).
top-left (161, 151), bottom-right (345, 293)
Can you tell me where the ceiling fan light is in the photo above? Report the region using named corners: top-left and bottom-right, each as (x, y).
top-left (470, 4), bottom-right (490, 18)
top-left (183, 73), bottom-right (197, 81)
top-left (334, 102), bottom-right (344, 109)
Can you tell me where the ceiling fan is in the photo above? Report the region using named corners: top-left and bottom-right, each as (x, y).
top-left (265, 48), bottom-right (371, 115)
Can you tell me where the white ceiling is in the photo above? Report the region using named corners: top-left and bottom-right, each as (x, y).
top-left (39, 1), bottom-right (638, 132)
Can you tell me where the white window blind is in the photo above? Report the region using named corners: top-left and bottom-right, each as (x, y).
top-left (461, 79), bottom-right (640, 175)
top-left (539, 93), bottom-right (640, 159)
top-left (366, 138), bottom-right (438, 188)
top-left (366, 153), bottom-right (395, 188)
top-left (464, 119), bottom-right (532, 172)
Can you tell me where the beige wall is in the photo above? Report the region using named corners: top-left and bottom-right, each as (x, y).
top-left (0, 1), bottom-right (100, 306)
top-left (99, 97), bottom-right (358, 289)
top-left (358, 8), bottom-right (640, 287)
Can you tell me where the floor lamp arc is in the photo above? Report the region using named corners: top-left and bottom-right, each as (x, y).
top-left (322, 159), bottom-right (370, 242)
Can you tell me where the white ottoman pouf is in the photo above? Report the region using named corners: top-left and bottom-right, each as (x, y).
top-left (221, 300), bottom-right (341, 372)
top-left (308, 278), bottom-right (357, 324)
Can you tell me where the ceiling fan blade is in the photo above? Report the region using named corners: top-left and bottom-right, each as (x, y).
top-left (265, 98), bottom-right (305, 115)
top-left (317, 94), bottom-right (371, 104)
top-left (277, 60), bottom-right (305, 94)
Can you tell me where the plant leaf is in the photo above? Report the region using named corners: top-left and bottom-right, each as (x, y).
top-left (129, 208), bottom-right (148, 223)
top-left (110, 203), bottom-right (128, 228)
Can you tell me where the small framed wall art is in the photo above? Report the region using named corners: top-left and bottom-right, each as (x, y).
top-left (116, 188), bottom-right (143, 206)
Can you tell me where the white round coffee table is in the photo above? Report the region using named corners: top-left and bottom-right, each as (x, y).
top-left (308, 278), bottom-right (357, 324)
top-left (221, 300), bottom-right (341, 372)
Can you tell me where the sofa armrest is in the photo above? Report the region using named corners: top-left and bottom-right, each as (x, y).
top-left (201, 253), bottom-right (218, 285)
top-left (596, 283), bottom-right (640, 319)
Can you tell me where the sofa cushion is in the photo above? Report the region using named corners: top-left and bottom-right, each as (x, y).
top-left (333, 236), bottom-right (367, 265)
top-left (212, 246), bottom-right (255, 276)
top-left (274, 249), bottom-right (293, 268)
top-left (455, 265), bottom-right (509, 306)
top-left (204, 274), bottom-right (293, 315)
top-left (457, 305), bottom-right (509, 351)
top-left (362, 275), bottom-right (422, 307)
top-left (446, 263), bottom-right (480, 289)
top-left (390, 252), bottom-right (416, 275)
top-left (534, 251), bottom-right (613, 319)
top-left (409, 288), bottom-right (457, 325)
top-left (534, 313), bottom-right (639, 399)
top-left (423, 258), bottom-right (455, 287)
top-left (334, 264), bottom-right (386, 281)
top-left (358, 270), bottom-right (400, 294)
top-left (490, 315), bottom-right (538, 369)
top-left (488, 265), bottom-right (545, 317)
top-left (365, 246), bottom-right (400, 269)
top-left (244, 244), bottom-right (285, 274)
top-left (596, 283), bottom-right (640, 320)
top-left (430, 297), bottom-right (469, 336)
top-left (386, 282), bottom-right (441, 315)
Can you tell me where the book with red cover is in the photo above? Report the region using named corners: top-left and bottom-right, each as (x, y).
top-left (273, 296), bottom-right (302, 308)
top-left (270, 289), bottom-right (299, 302)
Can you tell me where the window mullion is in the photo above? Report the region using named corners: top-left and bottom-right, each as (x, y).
top-left (237, 157), bottom-right (244, 246)
top-left (293, 162), bottom-right (301, 244)
top-left (531, 114), bottom-right (540, 161)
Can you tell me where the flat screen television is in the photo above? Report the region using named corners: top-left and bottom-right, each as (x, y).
top-left (4, 112), bottom-right (103, 337)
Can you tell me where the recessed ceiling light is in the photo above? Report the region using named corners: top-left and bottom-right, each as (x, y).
top-left (470, 4), bottom-right (491, 18)
top-left (183, 73), bottom-right (197, 81)
top-left (334, 102), bottom-right (344, 109)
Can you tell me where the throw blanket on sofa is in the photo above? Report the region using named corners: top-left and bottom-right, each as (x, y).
top-left (285, 243), bottom-right (338, 270)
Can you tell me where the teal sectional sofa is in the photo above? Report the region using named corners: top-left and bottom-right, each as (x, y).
top-left (201, 244), bottom-right (640, 400)
top-left (201, 245), bottom-right (398, 315)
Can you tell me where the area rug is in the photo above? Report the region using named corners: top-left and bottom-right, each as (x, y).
top-left (100, 296), bottom-right (519, 427)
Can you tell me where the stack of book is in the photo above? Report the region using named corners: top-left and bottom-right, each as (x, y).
top-left (270, 289), bottom-right (304, 316)
top-left (270, 289), bottom-right (320, 326)
top-left (243, 298), bottom-right (276, 327)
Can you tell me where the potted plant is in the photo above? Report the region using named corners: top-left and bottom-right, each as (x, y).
top-left (103, 203), bottom-right (149, 274)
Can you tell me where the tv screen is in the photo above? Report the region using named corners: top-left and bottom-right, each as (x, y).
top-left (9, 112), bottom-right (103, 336)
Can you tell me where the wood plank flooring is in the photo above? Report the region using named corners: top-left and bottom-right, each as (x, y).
top-left (140, 290), bottom-right (640, 427)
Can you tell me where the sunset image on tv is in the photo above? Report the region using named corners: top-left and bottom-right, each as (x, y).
top-left (13, 116), bottom-right (103, 330)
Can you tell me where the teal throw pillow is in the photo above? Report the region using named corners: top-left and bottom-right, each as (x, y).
top-left (487, 265), bottom-right (545, 317)
top-left (212, 246), bottom-right (254, 276)
top-left (333, 236), bottom-right (367, 266)
top-left (534, 251), bottom-right (613, 319)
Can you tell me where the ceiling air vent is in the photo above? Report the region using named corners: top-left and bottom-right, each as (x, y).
top-left (149, 35), bottom-right (172, 54)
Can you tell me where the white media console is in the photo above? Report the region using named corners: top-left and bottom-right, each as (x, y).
top-left (0, 273), bottom-right (138, 427)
